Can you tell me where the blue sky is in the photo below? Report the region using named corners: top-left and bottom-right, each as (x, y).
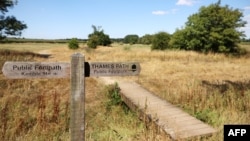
top-left (7, 0), bottom-right (250, 39)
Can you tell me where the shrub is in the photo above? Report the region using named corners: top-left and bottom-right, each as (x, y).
top-left (124, 34), bottom-right (139, 45)
top-left (106, 83), bottom-right (122, 107)
top-left (87, 25), bottom-right (111, 48)
top-left (87, 35), bottom-right (99, 49)
top-left (151, 32), bottom-right (171, 50)
top-left (139, 34), bottom-right (153, 45)
top-left (194, 109), bottom-right (219, 126)
top-left (105, 83), bottom-right (130, 114)
top-left (68, 38), bottom-right (79, 49)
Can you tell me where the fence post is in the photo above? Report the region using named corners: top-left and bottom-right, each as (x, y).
top-left (70, 53), bottom-right (85, 141)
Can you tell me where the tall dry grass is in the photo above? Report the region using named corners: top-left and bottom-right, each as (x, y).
top-left (0, 48), bottom-right (157, 140)
top-left (79, 43), bottom-right (250, 140)
top-left (0, 50), bottom-right (70, 140)
top-left (0, 43), bottom-right (250, 140)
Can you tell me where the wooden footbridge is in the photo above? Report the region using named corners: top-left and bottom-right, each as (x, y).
top-left (100, 77), bottom-right (217, 140)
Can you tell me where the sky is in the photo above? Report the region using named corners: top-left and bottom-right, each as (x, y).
top-left (6, 0), bottom-right (250, 39)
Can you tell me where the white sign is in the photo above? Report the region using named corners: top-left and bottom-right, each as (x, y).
top-left (2, 61), bottom-right (70, 79)
top-left (87, 62), bottom-right (140, 76)
top-left (2, 61), bottom-right (141, 79)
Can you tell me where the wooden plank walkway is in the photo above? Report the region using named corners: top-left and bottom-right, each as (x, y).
top-left (100, 77), bottom-right (217, 140)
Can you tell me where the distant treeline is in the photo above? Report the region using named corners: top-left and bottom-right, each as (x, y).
top-left (241, 38), bottom-right (250, 43)
top-left (0, 38), bottom-right (87, 43)
top-left (0, 37), bottom-right (124, 44)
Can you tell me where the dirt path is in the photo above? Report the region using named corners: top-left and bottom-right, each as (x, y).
top-left (37, 47), bottom-right (76, 62)
top-left (38, 49), bottom-right (52, 55)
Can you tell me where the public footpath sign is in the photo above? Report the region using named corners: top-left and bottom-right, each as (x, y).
top-left (1, 53), bottom-right (140, 141)
top-left (2, 61), bottom-right (140, 78)
top-left (2, 62), bottom-right (70, 79)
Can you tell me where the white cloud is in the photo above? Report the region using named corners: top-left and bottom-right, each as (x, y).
top-left (240, 14), bottom-right (250, 38)
top-left (176, 0), bottom-right (196, 6)
top-left (152, 10), bottom-right (169, 15)
top-left (243, 6), bottom-right (250, 10)
top-left (152, 9), bottom-right (178, 16)
top-left (244, 14), bottom-right (250, 29)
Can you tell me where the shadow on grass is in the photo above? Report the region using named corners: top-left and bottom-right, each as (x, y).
top-left (201, 80), bottom-right (250, 94)
top-left (0, 49), bottom-right (51, 58)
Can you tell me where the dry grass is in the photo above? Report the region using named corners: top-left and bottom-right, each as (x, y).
top-left (80, 43), bottom-right (250, 140)
top-left (0, 43), bottom-right (250, 140)
top-left (0, 43), bottom-right (66, 52)
top-left (0, 50), bottom-right (70, 140)
top-left (0, 47), bottom-right (156, 141)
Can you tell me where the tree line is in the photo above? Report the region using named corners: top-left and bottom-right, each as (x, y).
top-left (85, 1), bottom-right (247, 54)
top-left (1, 0), bottom-right (248, 54)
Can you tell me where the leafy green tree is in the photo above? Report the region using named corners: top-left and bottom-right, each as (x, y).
top-left (169, 29), bottom-right (187, 50)
top-left (68, 38), bottom-right (79, 49)
top-left (139, 34), bottom-right (153, 45)
top-left (87, 34), bottom-right (99, 49)
top-left (170, 1), bottom-right (246, 53)
top-left (151, 32), bottom-right (171, 50)
top-left (0, 0), bottom-right (27, 40)
top-left (124, 34), bottom-right (139, 44)
top-left (87, 25), bottom-right (111, 48)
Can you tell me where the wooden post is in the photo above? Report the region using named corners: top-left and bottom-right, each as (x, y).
top-left (70, 53), bottom-right (85, 141)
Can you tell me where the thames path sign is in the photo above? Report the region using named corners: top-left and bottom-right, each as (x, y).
top-left (86, 62), bottom-right (140, 77)
top-left (1, 53), bottom-right (140, 141)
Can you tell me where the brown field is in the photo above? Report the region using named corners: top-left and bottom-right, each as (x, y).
top-left (0, 43), bottom-right (250, 140)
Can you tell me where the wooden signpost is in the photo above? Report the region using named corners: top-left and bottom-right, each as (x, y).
top-left (2, 53), bottom-right (140, 141)
top-left (2, 60), bottom-right (140, 78)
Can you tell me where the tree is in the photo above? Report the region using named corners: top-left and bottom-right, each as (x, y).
top-left (169, 29), bottom-right (188, 50)
top-left (139, 34), bottom-right (153, 45)
top-left (87, 25), bottom-right (111, 48)
top-left (151, 32), bottom-right (171, 50)
top-left (124, 34), bottom-right (139, 44)
top-left (68, 38), bottom-right (79, 49)
top-left (87, 34), bottom-right (99, 49)
top-left (170, 1), bottom-right (246, 53)
top-left (0, 0), bottom-right (27, 39)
